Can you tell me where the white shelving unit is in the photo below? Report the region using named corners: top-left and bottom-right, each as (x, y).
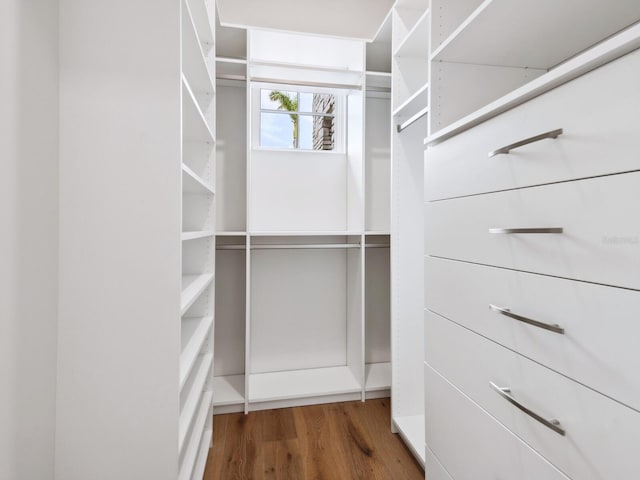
top-left (212, 24), bottom-right (393, 414)
top-left (180, 0), bottom-right (216, 478)
top-left (390, 0), bottom-right (429, 467)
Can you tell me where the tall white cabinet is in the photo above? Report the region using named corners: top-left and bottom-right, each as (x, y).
top-left (57, 1), bottom-right (217, 479)
top-left (212, 25), bottom-right (394, 414)
top-left (389, 0), bottom-right (430, 466)
top-left (421, 2), bottom-right (640, 480)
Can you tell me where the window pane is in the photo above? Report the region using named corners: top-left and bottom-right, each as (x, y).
top-left (299, 114), bottom-right (335, 151)
top-left (260, 112), bottom-right (297, 149)
top-left (261, 89), bottom-right (298, 111)
top-left (298, 93), bottom-right (314, 112)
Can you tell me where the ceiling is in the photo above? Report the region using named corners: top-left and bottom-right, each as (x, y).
top-left (216, 0), bottom-right (395, 42)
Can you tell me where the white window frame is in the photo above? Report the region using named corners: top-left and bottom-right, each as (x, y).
top-left (251, 82), bottom-right (346, 153)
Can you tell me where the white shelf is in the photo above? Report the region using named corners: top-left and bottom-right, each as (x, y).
top-left (213, 374), bottom-right (245, 406)
top-left (393, 8), bottom-right (430, 58)
top-left (181, 274), bottom-right (214, 316)
top-left (365, 231), bottom-right (390, 236)
top-left (185, 0), bottom-right (215, 56)
top-left (179, 390), bottom-right (213, 480)
top-left (179, 353), bottom-right (212, 452)
top-left (182, 76), bottom-right (215, 144)
top-left (394, 414), bottom-right (426, 465)
top-left (180, 316), bottom-right (213, 389)
top-left (182, 0), bottom-right (215, 97)
top-left (431, 0), bottom-right (640, 69)
top-left (191, 428), bottom-right (212, 480)
top-left (182, 164), bottom-right (215, 195)
top-left (216, 231), bottom-right (247, 236)
top-left (216, 57), bottom-right (247, 79)
top-left (426, 22), bottom-right (640, 144)
top-left (365, 362), bottom-right (391, 391)
top-left (182, 231), bottom-right (215, 241)
top-left (366, 71), bottom-right (392, 90)
top-left (249, 366), bottom-right (361, 403)
top-left (393, 81), bottom-right (429, 118)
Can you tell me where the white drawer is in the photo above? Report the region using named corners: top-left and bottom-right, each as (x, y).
top-left (425, 48), bottom-right (640, 201)
top-left (424, 256), bottom-right (640, 412)
top-left (425, 311), bottom-right (640, 480)
top-left (424, 363), bottom-right (570, 480)
top-left (425, 443), bottom-right (453, 480)
top-left (424, 172), bottom-right (640, 290)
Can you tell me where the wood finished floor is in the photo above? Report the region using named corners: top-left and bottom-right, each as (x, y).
top-left (204, 398), bottom-right (424, 480)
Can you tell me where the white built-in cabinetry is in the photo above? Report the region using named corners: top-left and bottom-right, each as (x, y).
top-left (389, 0), bottom-right (430, 466)
top-left (212, 24), bottom-right (393, 414)
top-left (57, 1), bottom-right (217, 479)
top-left (180, 0), bottom-right (216, 479)
top-left (422, 2), bottom-right (640, 479)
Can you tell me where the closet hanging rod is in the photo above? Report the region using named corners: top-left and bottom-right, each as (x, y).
top-left (364, 244), bottom-right (390, 248)
top-left (217, 243), bottom-right (362, 250)
top-left (397, 105), bottom-right (429, 133)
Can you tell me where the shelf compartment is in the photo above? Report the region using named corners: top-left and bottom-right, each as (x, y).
top-left (394, 414), bottom-right (426, 465)
top-left (216, 231), bottom-right (247, 237)
top-left (182, 231), bottom-right (215, 241)
top-left (179, 390), bottom-right (213, 480)
top-left (426, 22), bottom-right (640, 144)
top-left (182, 0), bottom-right (215, 103)
top-left (393, 81), bottom-right (429, 118)
top-left (181, 274), bottom-right (214, 316)
top-left (182, 164), bottom-right (215, 195)
top-left (213, 374), bottom-right (245, 406)
top-left (431, 0), bottom-right (640, 69)
top-left (393, 8), bottom-right (430, 58)
top-left (180, 316), bottom-right (213, 389)
top-left (365, 362), bottom-right (391, 391)
top-left (179, 353), bottom-right (213, 452)
top-left (249, 231), bottom-right (362, 237)
top-left (182, 76), bottom-right (215, 144)
top-left (216, 57), bottom-right (247, 80)
top-left (191, 428), bottom-right (212, 480)
top-left (248, 366), bottom-right (361, 403)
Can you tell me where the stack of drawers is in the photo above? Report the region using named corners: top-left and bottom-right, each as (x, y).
top-left (423, 48), bottom-right (640, 479)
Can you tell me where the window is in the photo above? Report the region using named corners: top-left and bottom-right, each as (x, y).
top-left (257, 87), bottom-right (342, 151)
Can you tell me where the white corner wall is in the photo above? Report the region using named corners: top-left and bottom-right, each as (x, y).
top-left (0, 1), bottom-right (59, 479)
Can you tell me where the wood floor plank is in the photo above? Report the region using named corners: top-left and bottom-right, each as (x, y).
top-left (204, 399), bottom-right (424, 480)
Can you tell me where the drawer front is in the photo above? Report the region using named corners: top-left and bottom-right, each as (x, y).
top-left (424, 256), bottom-right (640, 412)
top-left (425, 443), bottom-right (453, 480)
top-left (424, 172), bottom-right (640, 290)
top-left (425, 48), bottom-right (640, 201)
top-left (425, 310), bottom-right (640, 480)
top-left (424, 363), bottom-right (570, 480)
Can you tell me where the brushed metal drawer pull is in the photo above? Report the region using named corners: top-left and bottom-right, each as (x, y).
top-left (489, 128), bottom-right (563, 157)
top-left (489, 381), bottom-right (566, 436)
top-left (489, 304), bottom-right (565, 334)
top-left (488, 227), bottom-right (563, 234)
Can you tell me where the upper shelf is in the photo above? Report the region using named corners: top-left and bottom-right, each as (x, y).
top-left (182, 0), bottom-right (215, 97)
top-left (393, 8), bottom-right (430, 59)
top-left (393, 81), bottom-right (428, 118)
top-left (431, 0), bottom-right (640, 69)
top-left (185, 0), bottom-right (215, 56)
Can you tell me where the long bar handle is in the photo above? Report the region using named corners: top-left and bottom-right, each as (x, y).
top-left (489, 227), bottom-right (563, 234)
top-left (489, 128), bottom-right (563, 158)
top-left (489, 381), bottom-right (566, 436)
top-left (489, 304), bottom-right (565, 334)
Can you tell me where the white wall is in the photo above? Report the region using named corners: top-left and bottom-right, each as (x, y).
top-left (0, 1), bottom-right (59, 479)
top-left (57, 1), bottom-right (181, 479)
